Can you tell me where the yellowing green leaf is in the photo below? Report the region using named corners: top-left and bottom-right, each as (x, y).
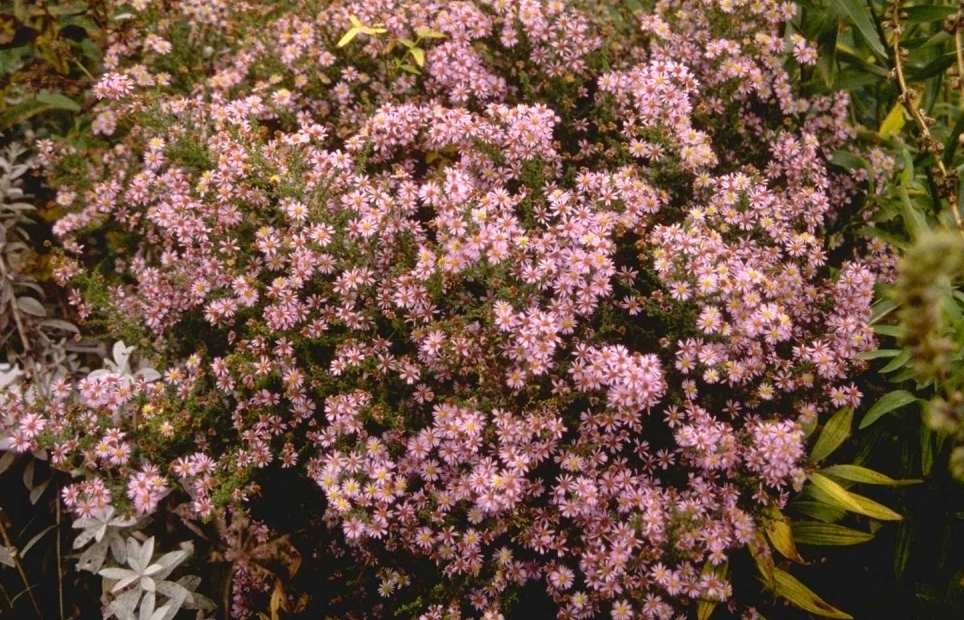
top-left (696, 560), bottom-right (727, 620)
top-left (765, 508), bottom-right (803, 563)
top-left (791, 522), bottom-right (875, 546)
top-left (810, 407), bottom-right (852, 463)
top-left (409, 46), bottom-right (425, 67)
top-left (748, 531), bottom-right (774, 587)
top-left (415, 26), bottom-right (446, 39)
top-left (771, 568), bottom-right (853, 619)
top-left (807, 473), bottom-right (903, 521)
top-left (820, 464), bottom-right (921, 486)
top-left (879, 101), bottom-right (906, 139)
top-left (337, 27), bottom-right (359, 47)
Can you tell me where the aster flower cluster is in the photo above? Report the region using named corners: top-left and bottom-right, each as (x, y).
top-left (5, 0), bottom-right (882, 618)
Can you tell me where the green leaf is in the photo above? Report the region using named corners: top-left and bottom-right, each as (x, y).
top-left (873, 324), bottom-right (901, 337)
top-left (793, 501), bottom-right (847, 523)
top-left (820, 464), bottom-right (921, 486)
top-left (879, 348), bottom-right (911, 374)
top-left (34, 91), bottom-right (81, 112)
top-left (807, 473), bottom-right (903, 521)
top-left (860, 390), bottom-right (918, 429)
top-left (337, 27), bottom-right (359, 47)
top-left (902, 5), bottom-right (958, 24)
top-left (771, 567), bottom-right (853, 619)
top-left (0, 99), bottom-right (55, 130)
top-left (791, 521), bottom-right (875, 546)
top-left (838, 0), bottom-right (886, 58)
top-left (857, 348), bottom-right (900, 360)
top-left (894, 519), bottom-right (914, 579)
top-left (921, 421), bottom-right (936, 476)
top-left (905, 52), bottom-right (956, 82)
top-left (810, 407), bottom-right (853, 463)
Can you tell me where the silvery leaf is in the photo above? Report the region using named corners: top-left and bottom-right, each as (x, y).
top-left (139, 590), bottom-right (156, 620)
top-left (77, 538), bottom-right (109, 572)
top-left (135, 368), bottom-right (161, 382)
top-left (112, 341), bottom-right (136, 376)
top-left (109, 531), bottom-right (128, 564)
top-left (149, 602), bottom-right (174, 620)
top-left (106, 588), bottom-right (141, 620)
top-left (155, 580), bottom-right (192, 607)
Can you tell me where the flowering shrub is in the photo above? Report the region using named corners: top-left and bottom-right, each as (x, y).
top-left (2, 0), bottom-right (884, 617)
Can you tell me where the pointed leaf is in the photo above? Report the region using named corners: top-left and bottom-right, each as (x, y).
top-left (860, 391), bottom-right (918, 429)
top-left (337, 27), bottom-right (359, 47)
top-left (791, 522), bottom-right (875, 546)
top-left (793, 500), bottom-right (847, 523)
top-left (34, 91), bottom-right (81, 112)
top-left (106, 588), bottom-right (141, 620)
top-left (765, 508), bottom-right (803, 563)
top-left (77, 538), bottom-right (109, 572)
top-left (902, 5), bottom-right (958, 23)
top-left (810, 407), bottom-right (852, 463)
top-left (808, 473), bottom-right (903, 521)
top-left (771, 567), bottom-right (853, 619)
top-left (139, 591), bottom-right (156, 620)
top-left (29, 478), bottom-right (49, 504)
top-left (894, 519), bottom-right (914, 579)
top-left (820, 464), bottom-right (921, 486)
top-left (838, 0), bottom-right (885, 58)
top-left (0, 450), bottom-right (16, 475)
top-left (879, 101), bottom-right (906, 139)
top-left (19, 524), bottom-right (56, 558)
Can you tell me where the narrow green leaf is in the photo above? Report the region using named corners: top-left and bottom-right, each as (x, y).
top-left (879, 348), bottom-right (911, 374)
top-left (34, 91), bottom-right (81, 112)
top-left (808, 473), bottom-right (903, 521)
top-left (793, 501), bottom-right (847, 523)
top-left (894, 519), bottom-right (914, 579)
top-left (860, 390), bottom-right (918, 429)
top-left (921, 421), bottom-right (935, 476)
top-left (810, 407), bottom-right (852, 463)
top-left (820, 464), bottom-right (921, 486)
top-left (873, 324), bottom-right (901, 337)
top-left (791, 521), bottom-right (874, 546)
top-left (838, 0), bottom-right (886, 58)
top-left (857, 348), bottom-right (900, 360)
top-left (902, 5), bottom-right (958, 24)
top-left (771, 567), bottom-right (853, 619)
top-left (905, 53), bottom-right (956, 82)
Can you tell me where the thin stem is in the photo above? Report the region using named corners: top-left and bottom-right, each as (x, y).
top-left (888, 3), bottom-right (964, 231)
top-left (0, 511), bottom-right (46, 620)
top-left (56, 486), bottom-right (64, 620)
top-left (0, 259), bottom-right (31, 355)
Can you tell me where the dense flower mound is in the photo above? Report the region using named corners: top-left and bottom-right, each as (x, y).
top-left (1, 0), bottom-right (879, 618)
